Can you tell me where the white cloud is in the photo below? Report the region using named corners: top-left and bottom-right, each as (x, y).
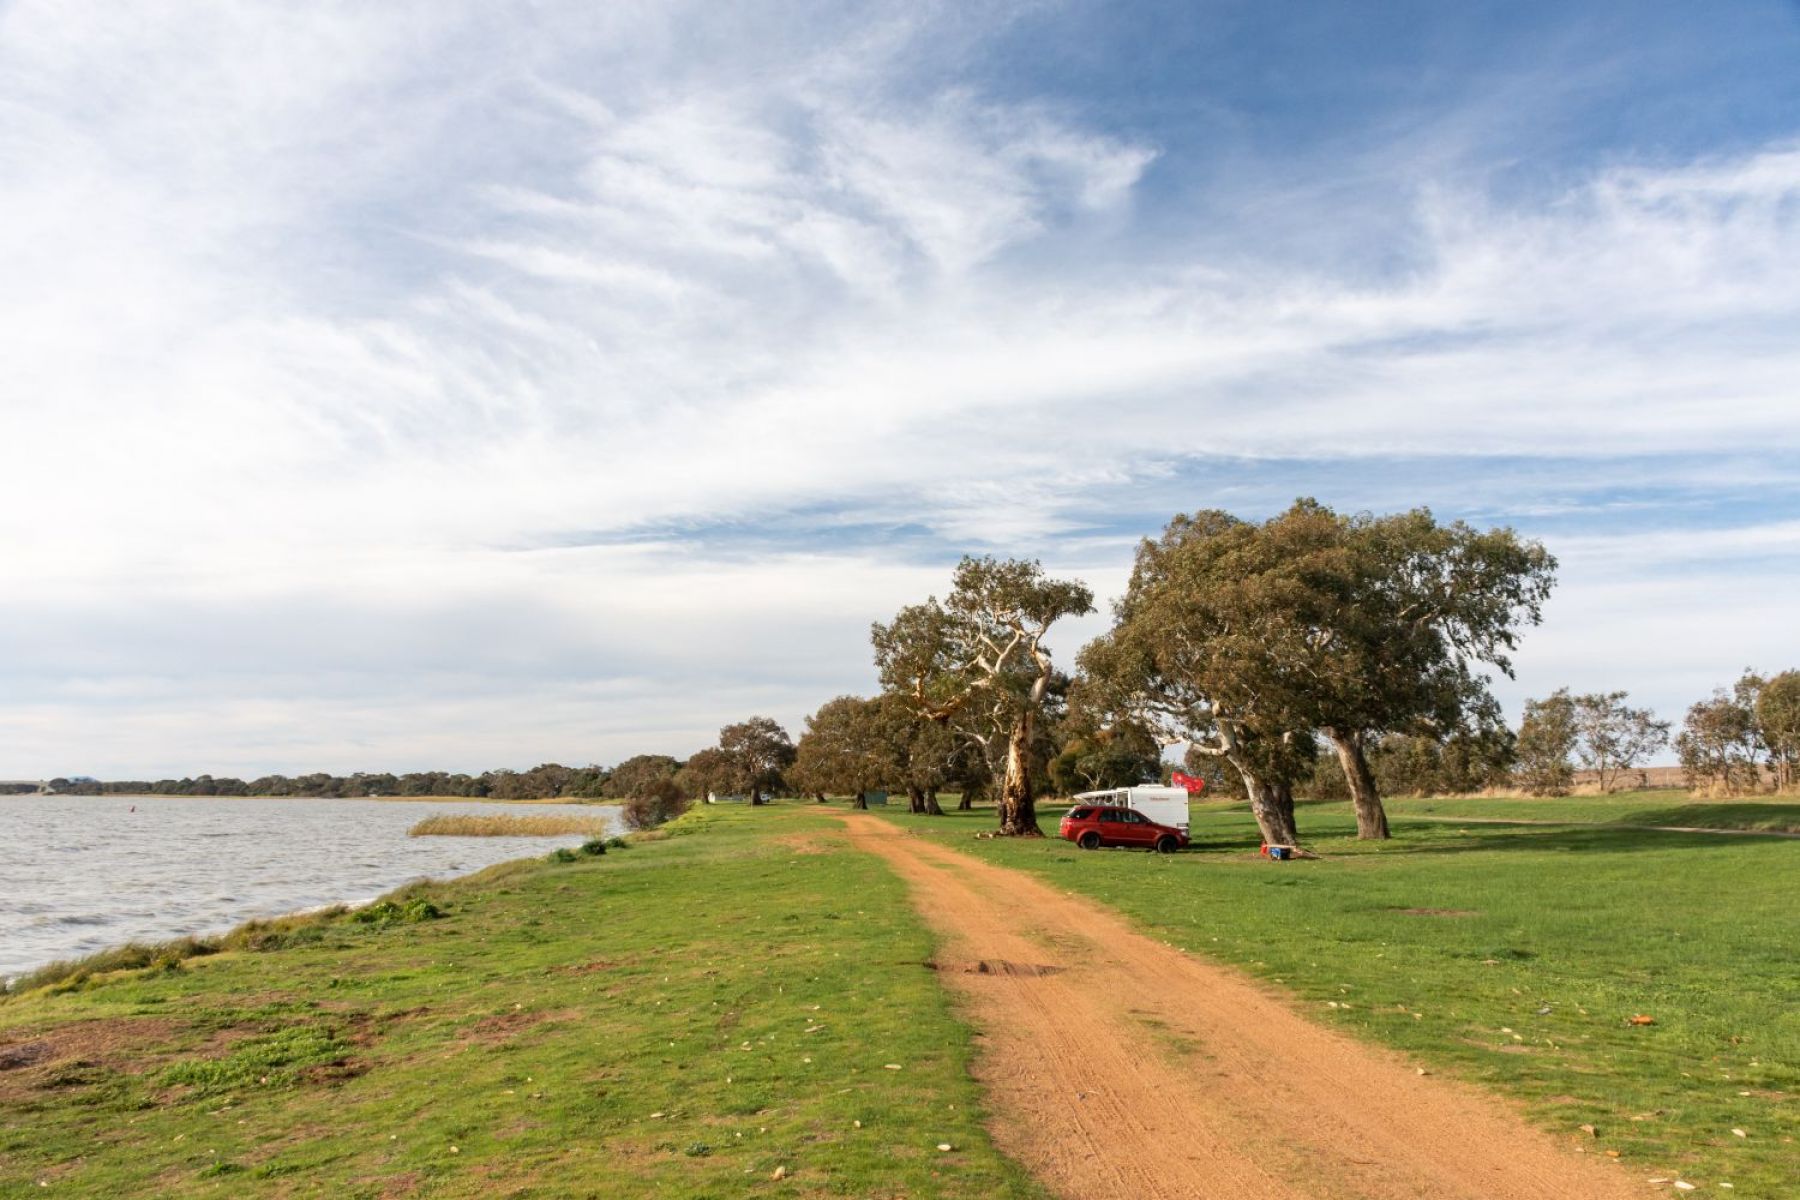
top-left (0, 2), bottom-right (1796, 773)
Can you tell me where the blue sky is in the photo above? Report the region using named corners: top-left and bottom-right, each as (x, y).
top-left (1, 1), bottom-right (1797, 776)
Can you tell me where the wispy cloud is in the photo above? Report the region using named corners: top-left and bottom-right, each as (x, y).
top-left (1, 1), bottom-right (1796, 774)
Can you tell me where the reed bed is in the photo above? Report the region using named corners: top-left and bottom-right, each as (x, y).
top-left (408, 813), bottom-right (613, 838)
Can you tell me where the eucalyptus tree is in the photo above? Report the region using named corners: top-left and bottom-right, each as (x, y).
top-left (1292, 502), bottom-right (1556, 837)
top-left (1756, 670), bottom-right (1800, 790)
top-left (1569, 691), bottom-right (1670, 792)
top-left (717, 716), bottom-right (796, 805)
top-left (1078, 510), bottom-right (1317, 847)
top-left (1079, 501), bottom-right (1554, 843)
top-left (872, 556), bottom-right (1094, 836)
top-left (792, 696), bottom-right (890, 808)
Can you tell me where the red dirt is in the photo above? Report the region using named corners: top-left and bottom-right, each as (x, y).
top-left (840, 813), bottom-right (1648, 1200)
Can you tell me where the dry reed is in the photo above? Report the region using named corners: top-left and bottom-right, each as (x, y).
top-left (408, 813), bottom-right (612, 838)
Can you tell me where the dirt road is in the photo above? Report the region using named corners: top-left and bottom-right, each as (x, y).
top-left (839, 813), bottom-right (1648, 1200)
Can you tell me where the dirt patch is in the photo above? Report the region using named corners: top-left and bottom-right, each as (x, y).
top-left (773, 832), bottom-right (839, 855)
top-left (463, 1008), bottom-right (580, 1045)
top-left (1392, 907), bottom-right (1482, 917)
top-left (838, 812), bottom-right (1645, 1200)
top-left (0, 1017), bottom-right (183, 1101)
top-left (929, 960), bottom-right (1066, 978)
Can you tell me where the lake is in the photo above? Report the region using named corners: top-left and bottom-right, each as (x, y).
top-left (0, 794), bottom-right (623, 981)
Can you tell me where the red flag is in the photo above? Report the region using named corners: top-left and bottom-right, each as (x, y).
top-left (1170, 771), bottom-right (1207, 794)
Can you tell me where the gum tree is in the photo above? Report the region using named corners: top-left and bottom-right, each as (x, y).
top-left (872, 556), bottom-right (1093, 837)
top-left (717, 716), bottom-right (796, 806)
top-left (1078, 511), bottom-right (1316, 847)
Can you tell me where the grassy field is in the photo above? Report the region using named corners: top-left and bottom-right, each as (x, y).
top-left (875, 798), bottom-right (1800, 1196)
top-left (0, 806), bottom-right (1046, 1199)
top-left (1374, 789), bottom-right (1800, 834)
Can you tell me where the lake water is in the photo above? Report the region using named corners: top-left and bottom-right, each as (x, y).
top-left (0, 795), bottom-right (622, 981)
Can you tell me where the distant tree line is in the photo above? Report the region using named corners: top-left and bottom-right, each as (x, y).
top-left (1507, 669), bottom-right (1799, 797)
top-left (45, 501), bottom-right (1792, 839)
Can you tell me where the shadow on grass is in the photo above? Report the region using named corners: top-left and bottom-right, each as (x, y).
top-left (1607, 802), bottom-right (1800, 833)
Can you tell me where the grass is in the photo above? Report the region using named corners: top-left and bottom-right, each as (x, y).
top-left (408, 813), bottom-right (616, 837)
top-left (1373, 789), bottom-right (1800, 834)
top-left (873, 797), bottom-right (1800, 1195)
top-left (0, 806), bottom-right (1045, 1199)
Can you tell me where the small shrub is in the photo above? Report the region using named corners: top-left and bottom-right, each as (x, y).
top-left (548, 847), bottom-right (579, 863)
top-left (352, 897), bottom-right (443, 926)
top-left (620, 779), bottom-right (691, 831)
top-left (579, 838), bottom-right (608, 856)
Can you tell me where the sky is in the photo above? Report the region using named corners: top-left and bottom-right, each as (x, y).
top-left (2, 0), bottom-right (1798, 778)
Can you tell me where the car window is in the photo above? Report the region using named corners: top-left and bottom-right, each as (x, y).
top-left (1067, 808), bottom-right (1091, 820)
top-left (1120, 810), bottom-right (1144, 823)
top-left (1099, 809), bottom-right (1126, 823)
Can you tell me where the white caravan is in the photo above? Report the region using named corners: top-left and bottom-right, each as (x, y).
top-left (1072, 785), bottom-right (1191, 835)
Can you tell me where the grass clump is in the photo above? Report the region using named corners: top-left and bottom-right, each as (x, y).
top-left (409, 813), bottom-right (614, 837)
top-left (160, 1026), bottom-right (349, 1096)
top-left (349, 897), bottom-right (443, 925)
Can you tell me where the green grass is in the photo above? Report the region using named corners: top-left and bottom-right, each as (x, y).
top-left (0, 806), bottom-right (1047, 1199)
top-left (1375, 789), bottom-right (1800, 834)
top-left (875, 800), bottom-right (1800, 1195)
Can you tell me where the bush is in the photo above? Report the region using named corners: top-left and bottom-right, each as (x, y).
top-left (351, 897), bottom-right (443, 925)
top-left (579, 838), bottom-right (608, 856)
top-left (620, 779), bottom-right (691, 830)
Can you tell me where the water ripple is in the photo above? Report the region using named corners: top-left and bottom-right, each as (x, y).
top-left (0, 795), bottom-right (621, 981)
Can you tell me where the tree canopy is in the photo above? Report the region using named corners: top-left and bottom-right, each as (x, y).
top-left (872, 556), bottom-right (1093, 836)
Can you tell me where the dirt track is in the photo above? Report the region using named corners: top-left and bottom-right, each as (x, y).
top-left (839, 813), bottom-right (1648, 1200)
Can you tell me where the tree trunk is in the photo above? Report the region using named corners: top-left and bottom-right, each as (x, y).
top-left (924, 787), bottom-right (944, 815)
top-left (814, 792), bottom-right (827, 804)
top-left (956, 790), bottom-right (973, 811)
top-left (748, 785), bottom-right (762, 807)
top-left (907, 785), bottom-right (926, 813)
top-left (1246, 777), bottom-right (1301, 847)
top-left (853, 790), bottom-right (868, 810)
top-left (1327, 729), bottom-right (1390, 840)
top-left (996, 712), bottom-right (1042, 836)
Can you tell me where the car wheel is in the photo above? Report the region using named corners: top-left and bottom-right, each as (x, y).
top-left (1078, 831), bottom-right (1101, 850)
top-left (1153, 835), bottom-right (1178, 855)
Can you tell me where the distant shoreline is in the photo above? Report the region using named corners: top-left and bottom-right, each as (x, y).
top-left (10, 793), bottom-right (611, 806)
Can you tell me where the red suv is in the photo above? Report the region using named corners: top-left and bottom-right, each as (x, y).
top-left (1059, 805), bottom-right (1187, 854)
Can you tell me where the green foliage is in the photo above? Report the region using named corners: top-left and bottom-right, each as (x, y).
top-left (620, 778), bottom-right (692, 830)
top-left (1568, 690), bottom-right (1671, 791)
top-left (1302, 728), bottom-right (1516, 798)
top-left (1080, 500), bottom-right (1554, 842)
top-left (160, 1026), bottom-right (349, 1096)
top-left (602, 753), bottom-right (683, 800)
top-left (1515, 689), bottom-right (1578, 795)
top-left (714, 715), bottom-right (797, 803)
top-left (579, 837), bottom-right (609, 855)
top-left (1756, 669), bottom-right (1800, 789)
top-left (349, 897), bottom-right (443, 925)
